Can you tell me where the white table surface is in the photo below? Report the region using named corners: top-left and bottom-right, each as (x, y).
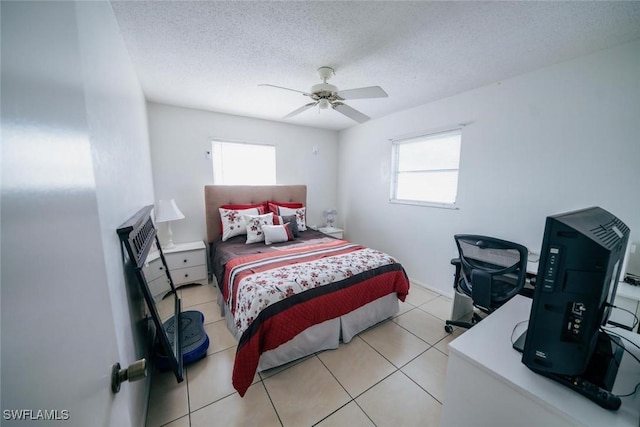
top-left (443, 295), bottom-right (640, 426)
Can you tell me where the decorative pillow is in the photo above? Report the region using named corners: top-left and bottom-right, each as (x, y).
top-left (243, 213), bottom-right (274, 244)
top-left (276, 206), bottom-right (306, 231)
top-left (267, 201), bottom-right (304, 214)
top-left (263, 223), bottom-right (294, 245)
top-left (273, 214), bottom-right (299, 237)
top-left (219, 207), bottom-right (262, 241)
top-left (219, 204), bottom-right (265, 233)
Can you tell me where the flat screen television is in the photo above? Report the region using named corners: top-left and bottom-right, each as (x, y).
top-left (521, 207), bottom-right (629, 385)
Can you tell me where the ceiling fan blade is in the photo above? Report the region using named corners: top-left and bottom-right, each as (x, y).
top-left (259, 84), bottom-right (309, 95)
top-left (336, 86), bottom-right (388, 100)
top-left (332, 103), bottom-right (370, 123)
top-left (283, 102), bottom-right (318, 119)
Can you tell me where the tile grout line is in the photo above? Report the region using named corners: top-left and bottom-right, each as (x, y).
top-left (313, 352), bottom-right (383, 427)
top-left (258, 377), bottom-right (284, 427)
top-left (174, 285), bottom-right (451, 425)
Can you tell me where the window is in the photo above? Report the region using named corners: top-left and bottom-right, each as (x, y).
top-left (390, 129), bottom-right (462, 208)
top-left (212, 141), bottom-right (276, 185)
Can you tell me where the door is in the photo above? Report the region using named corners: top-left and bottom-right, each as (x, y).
top-left (1, 2), bottom-right (131, 425)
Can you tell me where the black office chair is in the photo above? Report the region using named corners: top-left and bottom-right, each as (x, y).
top-left (444, 234), bottom-right (528, 333)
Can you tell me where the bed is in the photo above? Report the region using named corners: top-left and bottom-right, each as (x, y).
top-left (204, 185), bottom-right (410, 396)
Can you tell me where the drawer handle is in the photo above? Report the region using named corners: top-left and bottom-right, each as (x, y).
top-left (184, 274), bottom-right (189, 278)
top-left (183, 259), bottom-right (187, 263)
top-left (159, 267), bottom-right (163, 271)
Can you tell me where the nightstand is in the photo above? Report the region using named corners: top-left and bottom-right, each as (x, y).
top-left (318, 227), bottom-right (344, 239)
top-left (144, 241), bottom-right (208, 297)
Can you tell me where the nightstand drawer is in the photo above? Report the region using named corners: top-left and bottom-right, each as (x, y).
top-left (148, 275), bottom-right (171, 299)
top-left (171, 264), bottom-right (207, 286)
top-left (143, 258), bottom-right (166, 282)
top-left (165, 249), bottom-right (206, 271)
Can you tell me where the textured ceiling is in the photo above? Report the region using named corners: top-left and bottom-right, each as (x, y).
top-left (111, 1), bottom-right (640, 130)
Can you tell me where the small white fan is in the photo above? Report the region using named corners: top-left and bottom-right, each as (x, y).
top-left (322, 208), bottom-right (338, 228)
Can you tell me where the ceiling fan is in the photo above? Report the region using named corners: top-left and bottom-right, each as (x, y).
top-left (259, 66), bottom-right (388, 123)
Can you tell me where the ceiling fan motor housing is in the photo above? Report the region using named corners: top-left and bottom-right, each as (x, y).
top-left (311, 83), bottom-right (338, 96)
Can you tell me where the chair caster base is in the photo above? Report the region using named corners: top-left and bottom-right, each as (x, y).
top-left (444, 324), bottom-right (454, 334)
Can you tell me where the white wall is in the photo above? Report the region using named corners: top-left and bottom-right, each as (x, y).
top-left (1, 2), bottom-right (153, 426)
top-left (338, 40), bottom-right (640, 297)
top-left (147, 103), bottom-right (339, 244)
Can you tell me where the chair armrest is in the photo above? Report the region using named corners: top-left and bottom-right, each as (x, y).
top-left (451, 258), bottom-right (463, 293)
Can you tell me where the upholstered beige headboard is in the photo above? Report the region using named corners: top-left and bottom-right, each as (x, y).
top-left (204, 185), bottom-right (307, 244)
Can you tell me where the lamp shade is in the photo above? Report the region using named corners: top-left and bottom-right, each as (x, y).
top-left (318, 98), bottom-right (330, 110)
top-left (155, 199), bottom-right (185, 223)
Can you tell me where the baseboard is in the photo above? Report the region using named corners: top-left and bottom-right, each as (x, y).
top-left (407, 277), bottom-right (453, 300)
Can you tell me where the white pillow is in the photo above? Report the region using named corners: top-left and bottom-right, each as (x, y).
top-left (219, 207), bottom-right (261, 241)
top-left (243, 213), bottom-right (274, 244)
top-left (277, 206), bottom-right (307, 231)
top-left (263, 223), bottom-right (294, 245)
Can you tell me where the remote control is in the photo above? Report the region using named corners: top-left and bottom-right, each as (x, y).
top-left (552, 374), bottom-right (621, 410)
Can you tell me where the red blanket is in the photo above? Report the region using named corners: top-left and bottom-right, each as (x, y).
top-left (222, 241), bottom-right (410, 396)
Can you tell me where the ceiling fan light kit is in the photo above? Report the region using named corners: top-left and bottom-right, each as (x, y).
top-left (260, 66), bottom-right (388, 123)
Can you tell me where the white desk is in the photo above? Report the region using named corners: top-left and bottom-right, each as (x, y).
top-left (442, 295), bottom-right (640, 427)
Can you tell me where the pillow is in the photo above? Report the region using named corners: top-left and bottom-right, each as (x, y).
top-left (273, 214), bottom-right (299, 237)
top-left (263, 223), bottom-right (294, 245)
top-left (219, 204), bottom-right (265, 233)
top-left (267, 201), bottom-right (304, 214)
top-left (276, 206), bottom-right (307, 231)
top-left (219, 207), bottom-right (262, 241)
top-left (243, 213), bottom-right (274, 244)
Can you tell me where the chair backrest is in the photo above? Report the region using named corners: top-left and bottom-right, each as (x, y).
top-left (454, 234), bottom-right (528, 311)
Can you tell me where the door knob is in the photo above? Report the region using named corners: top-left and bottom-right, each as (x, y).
top-left (111, 359), bottom-right (147, 393)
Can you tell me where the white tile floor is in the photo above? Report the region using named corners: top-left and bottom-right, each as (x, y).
top-left (146, 283), bottom-right (464, 427)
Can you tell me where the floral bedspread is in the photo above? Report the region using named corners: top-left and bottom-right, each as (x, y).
top-left (224, 241), bottom-right (399, 336)
top-left (220, 238), bottom-right (410, 396)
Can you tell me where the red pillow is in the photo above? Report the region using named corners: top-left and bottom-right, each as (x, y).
top-left (219, 204), bottom-right (266, 233)
top-left (267, 201), bottom-right (304, 214)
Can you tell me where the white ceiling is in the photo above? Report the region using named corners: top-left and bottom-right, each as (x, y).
top-left (110, 1), bottom-right (640, 131)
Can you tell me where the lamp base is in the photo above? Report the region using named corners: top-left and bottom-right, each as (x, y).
top-left (163, 222), bottom-right (176, 249)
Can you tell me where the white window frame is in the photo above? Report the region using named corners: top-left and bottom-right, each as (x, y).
top-left (390, 127), bottom-right (462, 209)
top-left (211, 139), bottom-right (276, 185)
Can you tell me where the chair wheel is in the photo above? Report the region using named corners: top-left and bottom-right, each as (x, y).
top-left (444, 325), bottom-right (454, 334)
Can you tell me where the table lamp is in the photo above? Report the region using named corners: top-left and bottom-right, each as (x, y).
top-left (155, 199), bottom-right (185, 249)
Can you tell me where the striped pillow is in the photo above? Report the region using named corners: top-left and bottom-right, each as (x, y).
top-left (273, 214), bottom-right (299, 237)
top-left (263, 223), bottom-right (294, 245)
